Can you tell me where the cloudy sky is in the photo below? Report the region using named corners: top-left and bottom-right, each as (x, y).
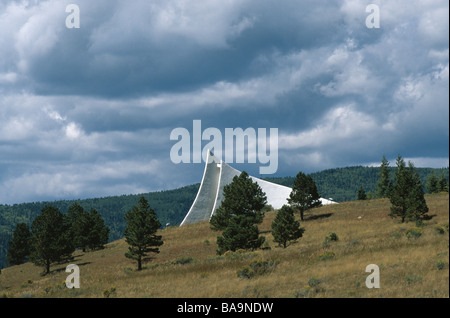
top-left (0, 0), bottom-right (448, 204)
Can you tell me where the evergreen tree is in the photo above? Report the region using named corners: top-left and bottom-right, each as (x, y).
top-left (389, 156), bottom-right (428, 222)
top-left (68, 204), bottom-right (109, 252)
top-left (124, 197), bottom-right (163, 270)
top-left (287, 171), bottom-right (321, 221)
top-left (357, 186), bottom-right (367, 200)
top-left (406, 163), bottom-right (429, 221)
top-left (389, 156), bottom-right (408, 222)
top-left (216, 216), bottom-right (265, 255)
top-left (30, 205), bottom-right (74, 275)
top-left (86, 208), bottom-right (109, 251)
top-left (271, 205), bottom-right (305, 248)
top-left (210, 171), bottom-right (267, 231)
top-left (212, 171), bottom-right (267, 255)
top-left (68, 203), bottom-right (90, 252)
top-left (375, 155), bottom-right (393, 198)
top-left (438, 172), bottom-right (448, 192)
top-left (426, 173), bottom-right (439, 194)
top-left (7, 223), bottom-right (31, 266)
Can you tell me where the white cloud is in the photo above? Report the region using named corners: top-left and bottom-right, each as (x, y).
top-left (279, 104), bottom-right (379, 149)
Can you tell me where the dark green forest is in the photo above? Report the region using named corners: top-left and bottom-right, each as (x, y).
top-left (0, 166), bottom-right (448, 269)
top-left (265, 166), bottom-right (449, 202)
top-left (0, 184), bottom-right (199, 269)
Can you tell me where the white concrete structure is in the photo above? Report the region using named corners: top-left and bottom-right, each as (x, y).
top-left (180, 150), bottom-right (336, 226)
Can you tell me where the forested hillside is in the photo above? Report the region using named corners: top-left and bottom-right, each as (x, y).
top-left (0, 166), bottom-right (448, 269)
top-left (0, 184), bottom-right (199, 269)
top-left (265, 166), bottom-right (449, 202)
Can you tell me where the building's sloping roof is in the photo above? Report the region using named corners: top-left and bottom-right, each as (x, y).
top-left (180, 150), bottom-right (336, 226)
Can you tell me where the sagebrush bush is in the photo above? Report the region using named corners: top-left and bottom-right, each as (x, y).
top-left (323, 232), bottom-right (339, 247)
top-left (443, 223), bottom-right (449, 232)
top-left (437, 261), bottom-right (448, 270)
top-left (406, 227), bottom-right (423, 240)
top-left (319, 251), bottom-right (335, 261)
top-left (172, 257), bottom-right (195, 265)
top-left (237, 259), bottom-right (280, 279)
top-left (308, 276), bottom-right (322, 287)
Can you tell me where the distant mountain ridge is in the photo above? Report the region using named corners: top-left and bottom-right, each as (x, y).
top-left (0, 166), bottom-right (448, 269)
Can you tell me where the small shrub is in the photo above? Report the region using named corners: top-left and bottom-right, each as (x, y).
top-left (319, 251), bottom-right (335, 261)
top-left (415, 219), bottom-right (425, 228)
top-left (406, 227), bottom-right (423, 240)
top-left (322, 232), bottom-right (339, 247)
top-left (434, 225), bottom-right (445, 235)
top-left (308, 276), bottom-right (322, 287)
top-left (172, 257), bottom-right (195, 265)
top-left (224, 250), bottom-right (259, 260)
top-left (443, 223), bottom-right (449, 232)
top-left (237, 259), bottom-right (280, 279)
top-left (405, 274), bottom-right (422, 285)
top-left (21, 280), bottom-right (33, 288)
top-left (327, 232), bottom-right (339, 242)
top-left (103, 286), bottom-right (116, 298)
top-left (237, 266), bottom-right (253, 279)
top-left (437, 261), bottom-right (448, 270)
top-left (323, 233), bottom-right (339, 247)
top-left (200, 273), bottom-right (209, 279)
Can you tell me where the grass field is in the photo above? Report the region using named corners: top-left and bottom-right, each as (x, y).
top-left (0, 193), bottom-right (448, 298)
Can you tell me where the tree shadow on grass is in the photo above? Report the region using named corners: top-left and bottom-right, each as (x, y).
top-left (304, 213), bottom-right (333, 221)
top-left (51, 261), bottom-right (92, 274)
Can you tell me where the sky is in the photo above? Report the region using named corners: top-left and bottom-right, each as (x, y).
top-left (0, 0), bottom-right (448, 205)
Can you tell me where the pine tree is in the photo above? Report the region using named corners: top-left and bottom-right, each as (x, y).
top-left (124, 197), bottom-right (163, 270)
top-left (389, 156), bottom-right (428, 222)
top-left (7, 223), bottom-right (31, 266)
top-left (68, 203), bottom-right (90, 252)
top-left (376, 155), bottom-right (393, 198)
top-left (438, 172), bottom-right (448, 192)
top-left (406, 163), bottom-right (429, 221)
top-left (210, 171), bottom-right (267, 231)
top-left (86, 208), bottom-right (109, 251)
top-left (212, 171), bottom-right (267, 255)
top-left (287, 171), bottom-right (321, 221)
top-left (426, 173), bottom-right (439, 194)
top-left (30, 205), bottom-right (74, 275)
top-left (68, 204), bottom-right (109, 252)
top-left (271, 205), bottom-right (305, 248)
top-left (216, 215), bottom-right (265, 255)
top-left (389, 156), bottom-right (409, 222)
top-left (357, 186), bottom-right (367, 200)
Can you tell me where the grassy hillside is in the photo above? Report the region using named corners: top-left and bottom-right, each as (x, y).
top-left (1, 166), bottom-right (447, 269)
top-left (1, 193), bottom-right (448, 298)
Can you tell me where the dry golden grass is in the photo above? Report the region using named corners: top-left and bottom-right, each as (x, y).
top-left (0, 193), bottom-right (448, 298)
